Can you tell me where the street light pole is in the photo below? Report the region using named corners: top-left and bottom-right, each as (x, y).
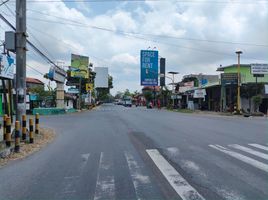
top-left (168, 71), bottom-right (179, 109)
top-left (236, 50), bottom-right (242, 114)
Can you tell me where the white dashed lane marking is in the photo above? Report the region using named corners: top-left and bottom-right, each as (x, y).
top-left (209, 144), bottom-right (268, 173)
top-left (228, 144), bottom-right (268, 160)
top-left (248, 144), bottom-right (268, 151)
top-left (146, 149), bottom-right (205, 200)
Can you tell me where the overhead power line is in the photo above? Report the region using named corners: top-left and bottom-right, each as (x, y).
top-left (0, 13), bottom-right (61, 70)
top-left (24, 15), bottom-right (268, 58)
top-left (1, 3), bottom-right (56, 60)
top-left (7, 0), bottom-right (268, 4)
top-left (0, 0), bottom-right (9, 7)
top-left (27, 64), bottom-right (45, 76)
top-left (26, 9), bottom-right (268, 48)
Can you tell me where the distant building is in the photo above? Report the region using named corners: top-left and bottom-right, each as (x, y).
top-left (217, 64), bottom-right (268, 113)
top-left (26, 77), bottom-right (44, 90)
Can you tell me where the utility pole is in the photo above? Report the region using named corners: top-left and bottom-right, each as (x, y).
top-left (168, 71), bottom-right (179, 109)
top-left (235, 50), bottom-right (242, 114)
top-left (16, 0), bottom-right (27, 121)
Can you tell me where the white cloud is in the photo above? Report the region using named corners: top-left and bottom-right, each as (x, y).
top-left (1, 1), bottom-right (267, 95)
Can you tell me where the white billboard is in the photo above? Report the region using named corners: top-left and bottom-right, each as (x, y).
top-left (251, 64), bottom-right (268, 75)
top-left (95, 67), bottom-right (108, 88)
top-left (193, 89), bottom-right (206, 98)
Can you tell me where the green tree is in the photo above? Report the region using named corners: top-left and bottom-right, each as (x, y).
top-left (28, 86), bottom-right (56, 107)
top-left (143, 91), bottom-right (153, 102)
top-left (114, 91), bottom-right (123, 99)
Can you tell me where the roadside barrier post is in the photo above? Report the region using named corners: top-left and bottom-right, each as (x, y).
top-left (29, 118), bottom-right (34, 144)
top-left (15, 121), bottom-right (20, 153)
top-left (3, 114), bottom-right (7, 141)
top-left (35, 113), bottom-right (39, 134)
top-left (22, 114), bottom-right (27, 140)
top-left (6, 117), bottom-right (11, 147)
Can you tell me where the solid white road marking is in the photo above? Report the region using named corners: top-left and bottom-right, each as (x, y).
top-left (146, 149), bottom-right (205, 200)
top-left (94, 152), bottom-right (115, 200)
top-left (248, 144), bottom-right (268, 151)
top-left (209, 145), bottom-right (268, 173)
top-left (229, 144), bottom-right (268, 160)
top-left (125, 152), bottom-right (151, 200)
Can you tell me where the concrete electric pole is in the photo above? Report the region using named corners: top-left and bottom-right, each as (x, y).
top-left (16, 0), bottom-right (27, 121)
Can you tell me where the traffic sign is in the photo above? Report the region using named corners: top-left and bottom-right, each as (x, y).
top-left (86, 83), bottom-right (93, 91)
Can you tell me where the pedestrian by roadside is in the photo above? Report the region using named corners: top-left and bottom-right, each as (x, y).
top-left (157, 99), bottom-right (161, 109)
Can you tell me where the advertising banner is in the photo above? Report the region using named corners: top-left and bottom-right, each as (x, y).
top-left (70, 54), bottom-right (89, 78)
top-left (48, 66), bottom-right (66, 83)
top-left (265, 84), bottom-right (268, 94)
top-left (193, 89), bottom-right (206, 98)
top-left (221, 73), bottom-right (238, 85)
top-left (0, 55), bottom-right (15, 79)
top-left (68, 87), bottom-right (79, 94)
top-left (140, 50), bottom-right (158, 86)
top-left (184, 81), bottom-right (194, 87)
top-left (95, 67), bottom-right (108, 88)
top-left (251, 64), bottom-right (268, 75)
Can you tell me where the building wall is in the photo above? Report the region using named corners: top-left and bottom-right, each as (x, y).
top-left (26, 83), bottom-right (44, 90)
top-left (64, 99), bottom-right (74, 109)
top-left (224, 66), bottom-right (268, 83)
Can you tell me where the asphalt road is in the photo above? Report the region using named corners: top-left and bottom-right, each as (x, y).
top-left (0, 103), bottom-right (267, 200)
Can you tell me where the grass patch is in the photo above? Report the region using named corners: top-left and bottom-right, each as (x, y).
top-left (176, 109), bottom-right (194, 113)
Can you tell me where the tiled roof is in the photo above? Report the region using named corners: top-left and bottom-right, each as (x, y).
top-left (26, 77), bottom-right (44, 85)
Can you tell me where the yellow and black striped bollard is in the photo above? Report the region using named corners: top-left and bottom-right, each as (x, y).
top-left (29, 118), bottom-right (34, 144)
top-left (35, 113), bottom-right (39, 134)
top-left (15, 121), bottom-right (20, 153)
top-left (3, 114), bottom-right (7, 141)
top-left (6, 117), bottom-right (11, 147)
top-left (22, 114), bottom-right (27, 141)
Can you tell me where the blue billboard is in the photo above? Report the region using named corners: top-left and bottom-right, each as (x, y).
top-left (140, 50), bottom-right (158, 86)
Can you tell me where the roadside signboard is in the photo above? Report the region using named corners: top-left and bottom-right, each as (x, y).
top-left (171, 94), bottom-right (182, 100)
top-left (94, 67), bottom-right (108, 88)
top-left (193, 89), bottom-right (206, 98)
top-left (0, 55), bottom-right (15, 79)
top-left (184, 81), bottom-right (194, 87)
top-left (160, 58), bottom-right (165, 86)
top-left (140, 50), bottom-right (158, 86)
top-left (251, 64), bottom-right (268, 75)
top-left (86, 83), bottom-right (93, 91)
top-left (265, 84), bottom-right (268, 94)
top-left (68, 87), bottom-right (79, 94)
top-left (221, 73), bottom-right (238, 85)
top-left (70, 54), bottom-right (89, 78)
top-left (48, 66), bottom-right (66, 83)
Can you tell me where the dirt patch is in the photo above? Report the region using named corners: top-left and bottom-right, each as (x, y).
top-left (0, 127), bottom-right (56, 167)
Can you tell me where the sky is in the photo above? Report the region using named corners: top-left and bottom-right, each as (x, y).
top-left (0, 0), bottom-right (268, 95)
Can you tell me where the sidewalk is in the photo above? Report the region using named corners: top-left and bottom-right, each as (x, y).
top-left (166, 108), bottom-right (268, 118)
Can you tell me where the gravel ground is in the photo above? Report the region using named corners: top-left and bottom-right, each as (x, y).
top-left (0, 127), bottom-right (56, 167)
